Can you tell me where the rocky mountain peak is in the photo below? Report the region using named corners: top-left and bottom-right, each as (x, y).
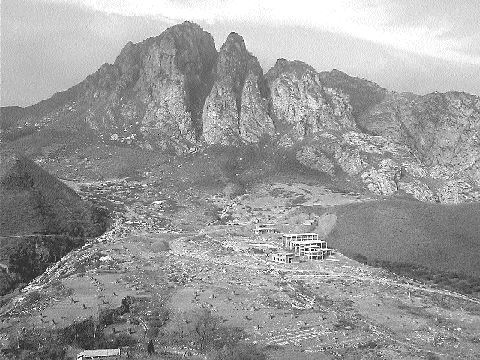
top-left (318, 69), bottom-right (388, 122)
top-left (202, 32), bottom-right (274, 144)
top-left (266, 59), bottom-right (317, 82)
top-left (223, 32), bottom-right (247, 51)
top-left (266, 58), bottom-right (356, 142)
top-left (71, 21), bottom-right (218, 152)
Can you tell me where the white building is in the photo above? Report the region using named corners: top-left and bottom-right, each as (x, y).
top-left (254, 223), bottom-right (278, 235)
top-left (76, 349), bottom-right (121, 360)
top-left (282, 233), bottom-right (333, 259)
top-left (271, 252), bottom-right (295, 264)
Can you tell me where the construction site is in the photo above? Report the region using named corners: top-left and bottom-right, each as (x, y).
top-left (2, 180), bottom-right (480, 360)
top-left (252, 223), bottom-right (335, 264)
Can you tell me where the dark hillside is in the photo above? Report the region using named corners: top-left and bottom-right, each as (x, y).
top-left (0, 154), bottom-right (107, 236)
top-left (0, 154), bottom-right (109, 294)
top-left (326, 200), bottom-right (480, 278)
top-left (0, 106), bottom-right (26, 131)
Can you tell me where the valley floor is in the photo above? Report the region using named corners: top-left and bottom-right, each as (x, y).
top-left (1, 177), bottom-right (480, 359)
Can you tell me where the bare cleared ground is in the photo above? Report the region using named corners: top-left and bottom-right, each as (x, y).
top-left (1, 177), bottom-right (479, 359)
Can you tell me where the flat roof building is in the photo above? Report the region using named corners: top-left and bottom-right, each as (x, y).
top-left (77, 349), bottom-right (121, 360)
top-left (254, 223), bottom-right (279, 235)
top-left (303, 246), bottom-right (334, 260)
top-left (271, 252), bottom-right (295, 264)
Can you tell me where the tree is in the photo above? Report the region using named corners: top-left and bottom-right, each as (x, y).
top-left (147, 339), bottom-right (155, 355)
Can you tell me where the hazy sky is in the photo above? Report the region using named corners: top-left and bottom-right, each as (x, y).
top-left (1, 0), bottom-right (479, 107)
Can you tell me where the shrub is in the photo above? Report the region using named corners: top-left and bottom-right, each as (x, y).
top-left (350, 253), bottom-right (480, 298)
top-left (98, 308), bottom-right (121, 327)
top-left (165, 309), bottom-right (244, 352)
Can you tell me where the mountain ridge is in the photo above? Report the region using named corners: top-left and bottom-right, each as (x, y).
top-left (1, 20), bottom-right (479, 203)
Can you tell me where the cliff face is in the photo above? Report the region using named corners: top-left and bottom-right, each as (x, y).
top-left (266, 60), bottom-right (356, 143)
top-left (84, 21), bottom-right (218, 152)
top-left (319, 70), bottom-right (480, 198)
top-left (202, 32), bottom-right (273, 145)
top-left (362, 92), bottom-right (480, 184)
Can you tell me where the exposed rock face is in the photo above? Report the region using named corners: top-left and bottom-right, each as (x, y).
top-left (107, 22), bottom-right (217, 152)
top-left (318, 69), bottom-right (480, 202)
top-left (361, 159), bottom-right (401, 196)
top-left (294, 130), bottom-right (441, 201)
top-left (319, 69), bottom-right (388, 122)
top-left (202, 33), bottom-right (273, 145)
top-left (266, 60), bottom-right (356, 142)
top-left (2, 22), bottom-right (218, 153)
top-left (239, 71), bottom-right (274, 142)
top-left (296, 146), bottom-right (335, 176)
top-left (363, 92), bottom-right (480, 184)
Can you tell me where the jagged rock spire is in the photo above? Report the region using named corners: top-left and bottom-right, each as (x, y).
top-left (202, 32), bottom-right (274, 145)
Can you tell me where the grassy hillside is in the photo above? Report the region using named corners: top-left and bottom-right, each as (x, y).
top-left (326, 200), bottom-right (480, 278)
top-left (0, 154), bottom-right (108, 237)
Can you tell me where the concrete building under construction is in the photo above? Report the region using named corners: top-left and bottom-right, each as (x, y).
top-left (254, 223), bottom-right (278, 235)
top-left (282, 233), bottom-right (333, 260)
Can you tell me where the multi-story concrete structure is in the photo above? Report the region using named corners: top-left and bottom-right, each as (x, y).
top-left (282, 233), bottom-right (333, 259)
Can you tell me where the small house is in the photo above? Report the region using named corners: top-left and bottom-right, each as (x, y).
top-left (271, 252), bottom-right (294, 264)
top-left (254, 223), bottom-right (278, 235)
top-left (76, 349), bottom-right (121, 360)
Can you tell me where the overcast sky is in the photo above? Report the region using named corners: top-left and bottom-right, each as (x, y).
top-left (1, 0), bottom-right (479, 107)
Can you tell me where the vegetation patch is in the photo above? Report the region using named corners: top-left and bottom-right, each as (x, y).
top-left (350, 254), bottom-right (480, 298)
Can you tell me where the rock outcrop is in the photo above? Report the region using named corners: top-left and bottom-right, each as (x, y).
top-left (266, 60), bottom-right (356, 143)
top-left (202, 33), bottom-right (273, 144)
top-left (319, 69), bottom-right (388, 121)
top-left (294, 130), bottom-right (436, 200)
top-left (362, 92), bottom-right (480, 184)
top-left (318, 69), bottom-right (480, 202)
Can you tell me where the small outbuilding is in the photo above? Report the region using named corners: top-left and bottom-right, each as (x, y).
top-left (76, 348), bottom-right (121, 360)
top-left (254, 223), bottom-right (278, 235)
top-left (271, 252), bottom-right (295, 264)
